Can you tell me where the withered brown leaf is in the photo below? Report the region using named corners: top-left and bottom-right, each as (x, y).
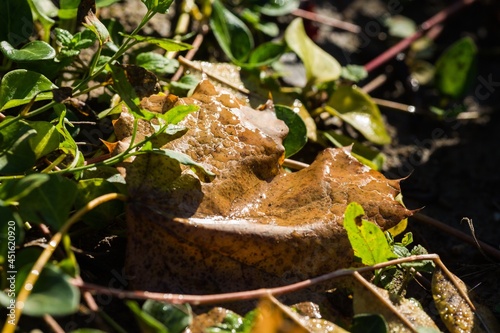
top-left (122, 80), bottom-right (413, 293)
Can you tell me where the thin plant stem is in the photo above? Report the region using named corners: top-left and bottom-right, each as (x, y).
top-left (364, 0), bottom-right (477, 73)
top-left (1, 193), bottom-right (127, 333)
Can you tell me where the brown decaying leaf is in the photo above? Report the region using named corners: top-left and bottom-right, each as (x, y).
top-left (251, 296), bottom-right (348, 333)
top-left (122, 80), bottom-right (413, 294)
top-left (432, 268), bottom-right (500, 333)
top-left (353, 281), bottom-right (439, 333)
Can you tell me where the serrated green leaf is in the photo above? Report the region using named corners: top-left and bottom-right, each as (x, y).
top-left (142, 300), bottom-right (192, 333)
top-left (210, 0), bottom-right (254, 63)
top-left (435, 37), bottom-right (477, 98)
top-left (0, 70), bottom-right (57, 111)
top-left (120, 33), bottom-right (192, 52)
top-left (284, 18), bottom-right (341, 86)
top-left (17, 174), bottom-right (78, 230)
top-left (326, 85), bottom-right (391, 145)
top-left (275, 105), bottom-right (307, 158)
top-left (0, 41), bottom-right (56, 62)
top-left (344, 202), bottom-right (397, 265)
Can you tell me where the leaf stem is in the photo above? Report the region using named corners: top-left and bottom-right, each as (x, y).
top-left (364, 0), bottom-right (477, 73)
top-left (72, 254), bottom-right (441, 305)
top-left (1, 193), bottom-right (127, 333)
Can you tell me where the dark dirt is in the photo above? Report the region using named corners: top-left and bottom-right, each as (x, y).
top-left (96, 0), bottom-right (500, 324)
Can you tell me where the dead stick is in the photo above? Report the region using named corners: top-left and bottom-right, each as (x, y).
top-left (413, 212), bottom-right (500, 261)
top-left (364, 0), bottom-right (477, 73)
top-left (171, 24), bottom-right (209, 82)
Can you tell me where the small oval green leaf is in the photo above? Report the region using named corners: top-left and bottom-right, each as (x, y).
top-left (0, 69), bottom-right (57, 111)
top-left (326, 85), bottom-right (391, 145)
top-left (275, 105), bottom-right (307, 158)
top-left (210, 0), bottom-right (254, 63)
top-left (142, 300), bottom-right (192, 333)
top-left (17, 174), bottom-right (78, 230)
top-left (284, 18), bottom-right (341, 86)
top-left (120, 33), bottom-right (192, 52)
top-left (8, 264), bottom-right (79, 316)
top-left (435, 36), bottom-right (477, 98)
top-left (28, 121), bottom-right (61, 159)
top-left (0, 40), bottom-right (56, 61)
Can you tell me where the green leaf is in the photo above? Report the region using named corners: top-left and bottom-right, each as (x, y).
top-left (142, 300), bottom-right (192, 333)
top-left (70, 330), bottom-right (108, 333)
top-left (149, 149), bottom-right (215, 182)
top-left (141, 0), bottom-right (174, 14)
top-left (121, 33), bottom-right (192, 52)
top-left (55, 105), bottom-right (85, 169)
top-left (247, 42), bottom-right (286, 67)
top-left (258, 0), bottom-right (300, 16)
top-left (74, 178), bottom-right (125, 228)
top-left (17, 174), bottom-right (78, 230)
top-left (0, 119), bottom-right (37, 174)
top-left (159, 104), bottom-right (199, 125)
top-left (27, 0), bottom-right (57, 42)
top-left (351, 313), bottom-right (388, 333)
top-left (341, 65), bottom-right (368, 82)
top-left (0, 264), bottom-right (80, 316)
top-left (27, 121), bottom-right (61, 159)
top-left (210, 0), bottom-right (254, 63)
top-left (127, 300), bottom-right (169, 333)
top-left (435, 36), bottom-right (477, 98)
top-left (0, 0), bottom-right (34, 46)
top-left (169, 75), bottom-right (199, 96)
top-left (136, 52), bottom-right (179, 75)
top-left (326, 85), bottom-right (391, 145)
top-left (344, 202), bottom-right (397, 265)
top-left (274, 105), bottom-right (307, 158)
top-left (58, 0), bottom-right (80, 20)
top-left (384, 15), bottom-right (417, 38)
top-left (284, 18), bottom-right (341, 86)
top-left (321, 131), bottom-right (386, 170)
top-left (0, 174), bottom-right (50, 205)
top-left (240, 9), bottom-right (279, 37)
top-left (0, 69), bottom-right (57, 111)
top-left (0, 41), bottom-right (56, 62)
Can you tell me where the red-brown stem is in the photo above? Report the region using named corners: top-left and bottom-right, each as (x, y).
top-left (292, 8), bottom-right (361, 33)
top-left (171, 24), bottom-right (209, 82)
top-left (72, 254), bottom-right (440, 305)
top-left (364, 0), bottom-right (477, 73)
